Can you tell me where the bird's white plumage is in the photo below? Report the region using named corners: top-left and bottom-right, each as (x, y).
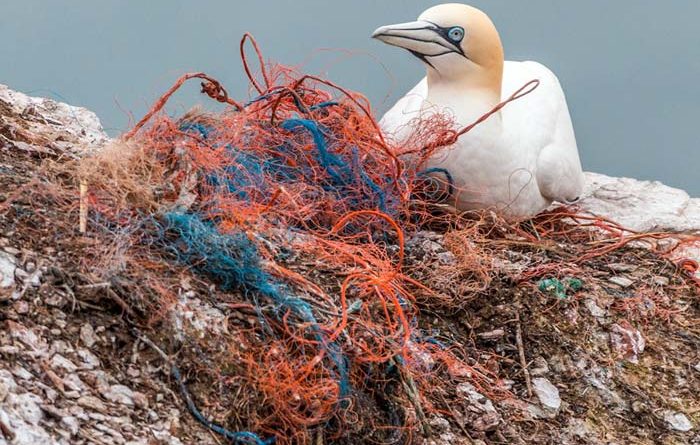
top-left (374, 3), bottom-right (584, 220)
top-left (380, 61), bottom-right (584, 219)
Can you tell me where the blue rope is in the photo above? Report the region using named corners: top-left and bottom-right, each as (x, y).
top-left (417, 167), bottom-right (454, 199)
top-left (161, 211), bottom-right (350, 395)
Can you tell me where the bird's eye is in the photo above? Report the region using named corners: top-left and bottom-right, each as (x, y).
top-left (447, 26), bottom-right (464, 42)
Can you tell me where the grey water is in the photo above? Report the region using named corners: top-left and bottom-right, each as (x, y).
top-left (1, 0), bottom-right (698, 195)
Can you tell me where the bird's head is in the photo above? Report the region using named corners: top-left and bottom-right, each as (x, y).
top-left (372, 3), bottom-right (503, 87)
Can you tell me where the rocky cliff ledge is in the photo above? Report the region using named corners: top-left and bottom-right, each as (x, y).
top-left (1, 86), bottom-right (698, 445)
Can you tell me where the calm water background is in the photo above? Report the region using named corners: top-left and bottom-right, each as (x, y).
top-left (1, 1), bottom-right (698, 194)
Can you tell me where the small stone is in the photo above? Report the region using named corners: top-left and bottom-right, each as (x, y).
top-left (2, 247), bottom-right (20, 256)
top-left (63, 390), bottom-right (81, 399)
top-left (663, 411), bottom-right (693, 432)
top-left (102, 384), bottom-right (135, 407)
top-left (0, 251), bottom-right (16, 288)
top-left (62, 374), bottom-right (87, 392)
top-left (50, 340), bottom-right (72, 355)
top-left (0, 371), bottom-right (17, 402)
top-left (610, 322), bottom-right (645, 364)
top-left (85, 370), bottom-right (110, 393)
top-left (11, 366), bottom-right (33, 381)
top-left (60, 416), bottom-right (79, 436)
top-left (94, 423), bottom-right (126, 442)
top-left (87, 412), bottom-right (108, 422)
top-left (68, 405), bottom-right (87, 421)
top-left (429, 416), bottom-right (451, 433)
top-left (6, 320), bottom-right (42, 350)
top-left (566, 418), bottom-right (592, 439)
top-left (50, 354), bottom-right (78, 373)
top-left (79, 323), bottom-right (97, 348)
top-left (608, 276), bottom-right (634, 288)
top-left (456, 382), bottom-right (502, 431)
top-left (77, 395), bottom-right (107, 413)
top-left (132, 391), bottom-right (148, 409)
top-left (12, 300), bottom-right (29, 315)
top-left (478, 329), bottom-right (505, 340)
top-left (76, 348), bottom-right (101, 369)
top-left (472, 412), bottom-right (501, 432)
top-left (532, 377), bottom-right (561, 413)
top-left (608, 263), bottom-right (637, 272)
top-left (41, 404), bottom-right (66, 420)
top-left (584, 299), bottom-right (607, 318)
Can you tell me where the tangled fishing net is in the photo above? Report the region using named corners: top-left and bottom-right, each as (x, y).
top-left (11, 34), bottom-right (698, 444)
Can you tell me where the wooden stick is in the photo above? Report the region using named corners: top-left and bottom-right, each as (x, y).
top-left (515, 311), bottom-right (533, 398)
top-left (79, 179), bottom-right (88, 234)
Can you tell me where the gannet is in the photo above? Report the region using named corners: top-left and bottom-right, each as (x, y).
top-left (373, 3), bottom-right (585, 220)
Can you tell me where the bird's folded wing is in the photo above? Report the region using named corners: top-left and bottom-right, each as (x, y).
top-left (504, 61), bottom-right (584, 202)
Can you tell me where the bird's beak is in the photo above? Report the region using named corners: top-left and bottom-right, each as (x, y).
top-left (372, 20), bottom-right (460, 57)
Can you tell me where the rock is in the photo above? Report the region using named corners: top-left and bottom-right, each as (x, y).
top-left (429, 416), bottom-right (451, 433)
top-left (102, 384), bottom-right (135, 407)
top-left (607, 263), bottom-right (637, 272)
top-left (79, 323), bottom-right (97, 348)
top-left (580, 172), bottom-right (700, 234)
top-left (456, 383), bottom-right (497, 414)
top-left (0, 83), bottom-right (108, 154)
top-left (77, 395), bottom-right (107, 413)
top-left (0, 371), bottom-right (17, 402)
top-left (13, 300), bottom-right (30, 314)
top-left (171, 294), bottom-right (228, 340)
top-left (50, 354), bottom-right (78, 373)
top-left (532, 377), bottom-right (561, 413)
top-left (456, 382), bottom-right (502, 431)
top-left (0, 251), bottom-right (16, 289)
top-left (0, 404), bottom-right (55, 445)
top-left (471, 412), bottom-right (501, 432)
top-left (584, 299), bottom-right (607, 318)
top-left (6, 321), bottom-right (44, 351)
top-left (132, 391), bottom-right (149, 409)
top-left (94, 422), bottom-right (126, 442)
top-left (610, 322), bottom-right (645, 364)
top-left (62, 374), bottom-right (87, 392)
top-left (11, 366), bottom-right (33, 381)
top-left (663, 411), bottom-right (693, 432)
top-left (478, 329), bottom-right (505, 340)
top-left (608, 276), bottom-right (634, 288)
top-left (60, 416), bottom-right (80, 436)
top-left (76, 348), bottom-right (101, 369)
top-left (586, 376), bottom-right (628, 411)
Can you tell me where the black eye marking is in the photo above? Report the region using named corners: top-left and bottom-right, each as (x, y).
top-left (422, 21), bottom-right (468, 59)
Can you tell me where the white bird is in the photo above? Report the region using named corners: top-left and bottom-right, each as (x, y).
top-left (373, 3), bottom-right (584, 220)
